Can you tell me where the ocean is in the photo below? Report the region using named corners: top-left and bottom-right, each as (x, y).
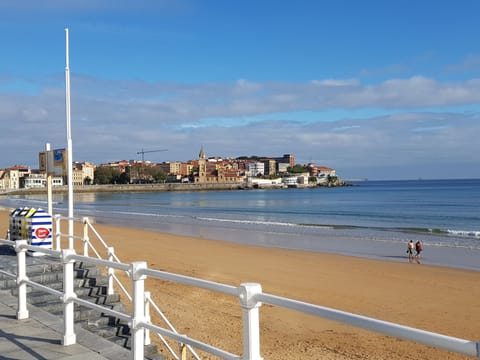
top-left (1, 178), bottom-right (479, 270)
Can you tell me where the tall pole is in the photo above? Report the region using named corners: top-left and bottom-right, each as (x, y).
top-left (46, 143), bottom-right (53, 215)
top-left (65, 28), bottom-right (74, 249)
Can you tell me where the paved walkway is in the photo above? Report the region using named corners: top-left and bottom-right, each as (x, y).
top-left (0, 246), bottom-right (130, 360)
top-left (0, 290), bottom-right (132, 360)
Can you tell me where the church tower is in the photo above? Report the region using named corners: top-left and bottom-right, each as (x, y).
top-left (198, 146), bottom-right (207, 183)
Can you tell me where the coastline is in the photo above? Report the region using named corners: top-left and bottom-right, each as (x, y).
top-left (0, 209), bottom-right (478, 359)
top-left (0, 179), bottom-right (351, 196)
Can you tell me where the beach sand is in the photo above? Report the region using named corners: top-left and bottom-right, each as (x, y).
top-left (1, 209), bottom-right (478, 359)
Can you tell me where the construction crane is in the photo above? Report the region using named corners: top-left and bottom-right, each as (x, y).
top-left (137, 148), bottom-right (168, 162)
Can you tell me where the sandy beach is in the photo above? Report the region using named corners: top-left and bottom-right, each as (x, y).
top-left (1, 209), bottom-right (478, 359)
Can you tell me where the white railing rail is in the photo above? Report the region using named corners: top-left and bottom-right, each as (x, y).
top-left (0, 237), bottom-right (478, 360)
top-left (53, 214), bottom-right (200, 359)
top-left (256, 293), bottom-right (479, 358)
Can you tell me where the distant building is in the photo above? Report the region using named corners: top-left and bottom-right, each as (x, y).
top-left (157, 162), bottom-right (182, 175)
top-left (307, 164), bottom-right (337, 183)
top-left (275, 154), bottom-right (295, 168)
top-left (99, 160), bottom-right (129, 173)
top-left (0, 166), bottom-right (30, 190)
top-left (179, 163), bottom-right (194, 177)
top-left (283, 177), bottom-right (298, 187)
top-left (277, 162), bottom-right (290, 173)
top-left (260, 159), bottom-right (277, 175)
top-left (39, 149), bottom-right (68, 177)
top-left (282, 173), bottom-right (307, 186)
top-left (246, 162), bottom-right (265, 176)
top-left (23, 173), bottom-right (64, 188)
top-left (39, 149), bottom-right (94, 185)
top-left (73, 162), bottom-right (95, 185)
top-left (194, 146), bottom-right (243, 184)
top-left (247, 177), bottom-right (283, 188)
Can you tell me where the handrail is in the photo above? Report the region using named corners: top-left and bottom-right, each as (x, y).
top-left (256, 293), bottom-right (479, 358)
top-left (140, 267), bottom-right (238, 296)
top-left (0, 269), bottom-right (15, 279)
top-left (111, 272), bottom-right (132, 302)
top-left (55, 216), bottom-right (202, 360)
top-left (140, 320), bottom-right (241, 360)
top-left (1, 233), bottom-right (478, 360)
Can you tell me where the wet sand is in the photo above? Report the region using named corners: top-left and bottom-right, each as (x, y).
top-left (1, 209), bottom-right (479, 359)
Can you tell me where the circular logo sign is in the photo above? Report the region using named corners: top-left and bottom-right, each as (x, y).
top-left (35, 227), bottom-right (50, 239)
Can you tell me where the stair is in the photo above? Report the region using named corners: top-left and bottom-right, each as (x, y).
top-left (0, 254), bottom-right (163, 360)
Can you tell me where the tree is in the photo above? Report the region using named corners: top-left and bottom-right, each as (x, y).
top-left (288, 164), bottom-right (308, 173)
top-left (94, 167), bottom-right (122, 184)
top-left (153, 171), bottom-right (167, 183)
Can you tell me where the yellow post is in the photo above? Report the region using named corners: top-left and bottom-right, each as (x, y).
top-left (180, 343), bottom-right (187, 360)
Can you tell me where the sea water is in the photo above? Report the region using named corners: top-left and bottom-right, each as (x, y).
top-left (2, 179), bottom-right (479, 270)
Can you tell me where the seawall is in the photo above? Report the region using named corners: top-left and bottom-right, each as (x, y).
top-left (1, 182), bottom-right (246, 195)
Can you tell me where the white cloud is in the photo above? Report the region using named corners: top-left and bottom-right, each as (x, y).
top-left (1, 75), bottom-right (480, 179)
top-left (311, 79), bottom-right (360, 87)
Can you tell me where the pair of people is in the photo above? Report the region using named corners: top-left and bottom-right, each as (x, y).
top-left (407, 240), bottom-right (423, 261)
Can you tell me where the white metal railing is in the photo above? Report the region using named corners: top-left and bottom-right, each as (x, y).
top-left (0, 235), bottom-right (478, 360)
top-left (53, 214), bottom-right (200, 360)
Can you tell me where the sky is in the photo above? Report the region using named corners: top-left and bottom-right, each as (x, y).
top-left (1, 1), bottom-right (480, 180)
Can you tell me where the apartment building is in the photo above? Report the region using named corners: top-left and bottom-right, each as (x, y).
top-left (246, 162), bottom-right (265, 176)
top-left (0, 166), bottom-right (30, 190)
top-left (260, 159), bottom-right (277, 175)
top-left (73, 162), bottom-right (95, 185)
top-left (156, 162), bottom-right (182, 175)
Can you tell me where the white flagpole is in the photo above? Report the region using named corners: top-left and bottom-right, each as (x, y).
top-left (46, 143), bottom-right (53, 215)
top-left (65, 28), bottom-right (74, 249)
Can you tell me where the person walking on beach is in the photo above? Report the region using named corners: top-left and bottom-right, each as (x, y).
top-left (407, 240), bottom-right (415, 262)
top-left (415, 241), bottom-right (423, 260)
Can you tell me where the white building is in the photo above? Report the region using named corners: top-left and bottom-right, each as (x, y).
top-left (23, 174), bottom-right (64, 189)
top-left (316, 166), bottom-right (337, 183)
top-left (283, 177), bottom-right (298, 187)
top-left (246, 162), bottom-right (265, 176)
top-left (247, 177), bottom-right (283, 188)
top-left (0, 167), bottom-right (30, 190)
top-left (277, 162), bottom-right (290, 173)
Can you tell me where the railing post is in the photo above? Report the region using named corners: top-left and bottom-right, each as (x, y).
top-left (130, 261), bottom-right (147, 360)
top-left (14, 240), bottom-right (29, 320)
top-left (55, 214), bottom-right (62, 250)
top-left (238, 283), bottom-right (263, 360)
top-left (180, 342), bottom-right (187, 360)
top-left (61, 248), bottom-right (77, 346)
top-left (107, 247), bottom-right (115, 295)
top-left (82, 217), bottom-right (89, 256)
top-left (144, 291), bottom-right (151, 346)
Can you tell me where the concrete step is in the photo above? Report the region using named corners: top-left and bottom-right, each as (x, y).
top-left (36, 301), bottom-right (127, 322)
top-left (84, 321), bottom-right (130, 339)
top-left (0, 260), bottom-right (100, 278)
top-left (0, 269), bottom-right (106, 290)
top-left (107, 335), bottom-right (159, 359)
top-left (0, 254), bottom-right (163, 359)
top-left (80, 314), bottom-right (120, 328)
top-left (25, 289), bottom-right (120, 306)
top-left (2, 276), bottom-right (109, 296)
top-left (81, 315), bottom-right (162, 358)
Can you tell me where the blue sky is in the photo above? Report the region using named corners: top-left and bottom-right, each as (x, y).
top-left (1, 1), bottom-right (480, 180)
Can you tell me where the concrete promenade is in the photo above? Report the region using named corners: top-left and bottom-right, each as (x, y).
top-left (0, 290), bottom-right (132, 360)
top-left (0, 249), bottom-right (130, 360)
